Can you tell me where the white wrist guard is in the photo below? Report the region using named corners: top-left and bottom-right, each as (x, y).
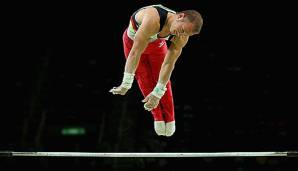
top-left (152, 83), bottom-right (167, 99)
top-left (120, 72), bottom-right (135, 89)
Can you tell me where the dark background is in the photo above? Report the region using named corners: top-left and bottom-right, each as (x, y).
top-left (1, 1), bottom-right (296, 170)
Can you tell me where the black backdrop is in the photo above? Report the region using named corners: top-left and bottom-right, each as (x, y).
top-left (2, 1), bottom-right (296, 170)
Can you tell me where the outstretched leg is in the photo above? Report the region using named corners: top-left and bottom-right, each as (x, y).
top-left (145, 41), bottom-right (176, 136)
top-left (145, 39), bottom-right (176, 136)
top-left (122, 29), bottom-right (164, 122)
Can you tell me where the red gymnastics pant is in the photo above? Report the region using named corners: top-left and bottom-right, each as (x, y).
top-left (122, 29), bottom-right (175, 122)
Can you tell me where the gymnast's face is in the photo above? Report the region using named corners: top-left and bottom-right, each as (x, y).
top-left (170, 14), bottom-right (196, 37)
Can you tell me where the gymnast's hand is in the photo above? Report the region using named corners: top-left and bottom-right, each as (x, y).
top-left (142, 93), bottom-right (160, 111)
top-left (109, 72), bottom-right (134, 95)
top-left (109, 85), bottom-right (129, 95)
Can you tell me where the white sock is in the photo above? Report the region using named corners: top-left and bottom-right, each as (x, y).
top-left (165, 121), bottom-right (175, 137)
top-left (154, 121), bottom-right (166, 136)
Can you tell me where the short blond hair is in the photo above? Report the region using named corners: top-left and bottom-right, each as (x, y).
top-left (179, 10), bottom-right (203, 34)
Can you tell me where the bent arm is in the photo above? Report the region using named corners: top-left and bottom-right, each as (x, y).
top-left (124, 14), bottom-right (159, 74)
top-left (158, 36), bottom-right (189, 85)
top-left (124, 32), bottom-right (149, 74)
top-left (158, 47), bottom-right (181, 85)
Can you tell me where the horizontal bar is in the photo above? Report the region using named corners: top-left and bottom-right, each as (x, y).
top-left (1, 151), bottom-right (297, 157)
